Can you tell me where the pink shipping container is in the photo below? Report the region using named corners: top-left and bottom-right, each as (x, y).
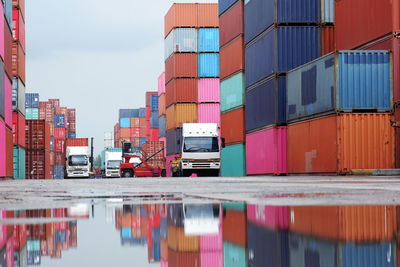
top-left (161, 259), bottom-right (168, 267)
top-left (198, 104), bottom-right (221, 127)
top-left (0, 211), bottom-right (6, 248)
top-left (54, 127), bottom-right (66, 140)
top-left (246, 127), bottom-right (287, 175)
top-left (0, 3), bottom-right (4, 62)
top-left (6, 236), bottom-right (14, 267)
top-left (200, 228), bottom-right (222, 252)
top-left (0, 121), bottom-right (5, 178)
top-left (5, 75), bottom-right (12, 128)
top-left (247, 205), bottom-right (289, 230)
top-left (158, 72), bottom-right (166, 96)
top-left (198, 79), bottom-right (220, 103)
top-left (201, 252), bottom-right (223, 267)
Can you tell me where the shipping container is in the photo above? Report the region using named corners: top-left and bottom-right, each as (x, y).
top-left (25, 93), bottom-right (39, 108)
top-left (53, 114), bottom-right (65, 128)
top-left (158, 72), bottom-right (166, 96)
top-left (166, 78), bottom-right (198, 107)
top-left (201, 251), bottom-right (223, 267)
top-left (244, 0), bottom-right (319, 44)
top-left (120, 118), bottom-right (130, 128)
top-left (164, 3), bottom-right (198, 38)
top-left (321, 0), bottom-right (334, 24)
top-left (48, 99), bottom-right (59, 108)
top-left (219, 0), bottom-right (239, 16)
top-left (25, 120), bottom-right (51, 151)
top-left (0, 120), bottom-right (5, 178)
top-left (221, 107), bottom-right (245, 145)
top-left (247, 205), bottom-right (289, 230)
top-left (146, 92), bottom-right (157, 108)
top-left (166, 104), bottom-right (197, 131)
top-left (4, 21), bottom-right (12, 80)
top-left (159, 115), bottom-right (166, 138)
top-left (13, 146), bottom-right (25, 179)
top-left (198, 3), bottom-right (219, 28)
top-left (223, 209), bottom-right (247, 247)
top-left (220, 36), bottom-right (245, 80)
top-left (139, 108), bottom-right (146, 118)
top-left (287, 51), bottom-right (393, 123)
top-left (198, 78), bottom-right (220, 103)
top-left (288, 114), bottom-right (395, 174)
top-left (25, 108), bottom-right (38, 120)
top-left (167, 249), bottom-right (200, 267)
top-left (198, 53), bottom-right (220, 78)
top-left (221, 72), bottom-right (245, 112)
top-left (54, 127), bottom-right (65, 140)
top-left (12, 0), bottom-right (25, 19)
top-left (223, 242), bottom-right (248, 267)
top-left (246, 127), bottom-right (287, 175)
top-left (150, 94), bottom-right (159, 112)
top-left (159, 94), bottom-right (166, 117)
top-left (12, 42), bottom-right (25, 84)
top-left (198, 103), bottom-right (220, 127)
top-left (6, 237), bottom-right (13, 267)
top-left (4, 75), bottom-right (11, 128)
top-left (4, 0), bottom-right (12, 31)
top-left (12, 111), bottom-right (25, 148)
top-left (12, 9), bottom-right (25, 52)
top-left (26, 150), bottom-right (51, 179)
top-left (165, 53), bottom-right (198, 83)
top-left (339, 242), bottom-right (396, 267)
top-left (396, 104), bottom-right (400, 168)
top-left (65, 138), bottom-right (88, 147)
top-left (12, 78), bottom-right (25, 116)
top-left (221, 144), bottom-right (246, 177)
top-left (246, 76), bottom-right (286, 132)
top-left (167, 204), bottom-right (184, 227)
top-left (0, 4), bottom-right (3, 62)
top-left (150, 111), bottom-right (159, 128)
top-left (321, 25), bottom-right (335, 56)
top-left (165, 28), bottom-right (197, 60)
top-left (167, 224), bottom-right (200, 252)
top-left (5, 127), bottom-right (13, 178)
top-left (0, 58), bottom-right (4, 120)
top-left (119, 109), bottom-right (130, 118)
top-left (247, 223), bottom-right (289, 267)
top-left (120, 128), bottom-right (130, 138)
top-left (219, 1), bottom-right (244, 47)
top-left (53, 138), bottom-right (64, 153)
top-left (198, 28), bottom-right (219, 53)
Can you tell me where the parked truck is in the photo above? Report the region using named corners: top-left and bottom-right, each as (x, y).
top-left (64, 138), bottom-right (91, 178)
top-left (101, 148), bottom-right (123, 178)
top-left (170, 123), bottom-right (221, 177)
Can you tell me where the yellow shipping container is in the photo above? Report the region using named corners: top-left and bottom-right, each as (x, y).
top-left (166, 103), bottom-right (197, 131)
top-left (167, 224), bottom-right (200, 252)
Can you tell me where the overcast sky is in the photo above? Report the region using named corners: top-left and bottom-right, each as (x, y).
top-left (26, 0), bottom-right (217, 155)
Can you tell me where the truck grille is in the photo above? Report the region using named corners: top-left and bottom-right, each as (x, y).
top-left (192, 163), bottom-right (211, 168)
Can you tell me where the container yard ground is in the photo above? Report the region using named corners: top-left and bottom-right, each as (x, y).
top-left (1, 176), bottom-right (400, 210)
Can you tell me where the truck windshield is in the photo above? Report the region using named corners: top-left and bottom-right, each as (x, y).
top-left (183, 137), bottom-right (219, 152)
top-left (69, 155), bottom-right (88, 166)
top-left (107, 160), bottom-right (121, 169)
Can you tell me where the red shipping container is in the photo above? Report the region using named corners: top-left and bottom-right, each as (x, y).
top-left (321, 25), bottom-right (335, 56)
top-left (396, 103), bottom-right (400, 168)
top-left (166, 78), bottom-right (198, 107)
top-left (26, 120), bottom-right (51, 151)
top-left (65, 138), bottom-right (88, 147)
top-left (12, 111), bottom-right (25, 148)
top-left (222, 209), bottom-right (247, 247)
top-left (220, 36), bottom-right (245, 80)
top-left (164, 3), bottom-right (198, 38)
top-left (12, 42), bottom-right (25, 84)
top-left (54, 139), bottom-right (64, 153)
top-left (198, 3), bottom-right (219, 28)
top-left (139, 118), bottom-right (146, 128)
top-left (168, 249), bottom-right (200, 267)
top-left (67, 109), bottom-right (76, 121)
top-left (130, 117), bottom-right (140, 128)
top-left (13, 223), bottom-right (27, 250)
top-left (54, 127), bottom-right (66, 140)
top-left (165, 53), bottom-right (198, 83)
top-left (4, 21), bottom-right (12, 81)
top-left (140, 128), bottom-right (147, 138)
top-left (219, 0), bottom-right (244, 47)
top-left (49, 151), bottom-right (54, 165)
top-left (12, 9), bottom-right (25, 52)
top-left (142, 141), bottom-right (164, 160)
top-left (0, 4), bottom-right (4, 62)
top-left (146, 106), bottom-right (150, 121)
top-left (26, 150), bottom-right (51, 179)
top-left (5, 127), bottom-right (13, 178)
top-left (48, 99), bottom-right (60, 108)
top-left (68, 121), bottom-right (76, 132)
top-left (146, 91), bottom-right (158, 107)
top-left (12, 0), bottom-right (25, 20)
top-left (221, 108), bottom-right (245, 145)
top-left (131, 127), bottom-right (140, 138)
top-left (150, 129), bottom-right (159, 141)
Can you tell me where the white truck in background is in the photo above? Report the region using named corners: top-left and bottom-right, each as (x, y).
top-left (65, 146), bottom-right (90, 178)
top-left (104, 150), bottom-right (123, 178)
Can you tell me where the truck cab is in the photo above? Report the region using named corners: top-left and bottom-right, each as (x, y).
top-left (65, 146), bottom-right (90, 178)
top-left (183, 204), bottom-right (220, 236)
top-left (180, 123), bottom-right (221, 177)
top-left (104, 150), bottom-right (122, 178)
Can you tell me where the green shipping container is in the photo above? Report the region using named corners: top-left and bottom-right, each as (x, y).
top-left (101, 148), bottom-right (123, 170)
top-left (223, 241), bottom-right (248, 267)
top-left (221, 144), bottom-right (246, 177)
top-left (221, 72), bottom-right (245, 113)
top-left (13, 146), bottom-right (25, 179)
top-left (27, 240), bottom-right (41, 251)
top-left (222, 202), bottom-right (247, 212)
top-left (25, 108), bottom-right (39, 120)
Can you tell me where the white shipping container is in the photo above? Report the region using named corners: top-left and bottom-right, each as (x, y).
top-left (12, 77), bottom-right (25, 116)
top-left (165, 28), bottom-right (197, 60)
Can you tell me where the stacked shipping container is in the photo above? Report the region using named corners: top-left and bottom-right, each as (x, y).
top-left (116, 108), bottom-right (147, 148)
top-left (147, 91), bottom-right (159, 142)
top-left (158, 72), bottom-right (167, 164)
top-left (219, 0), bottom-right (246, 177)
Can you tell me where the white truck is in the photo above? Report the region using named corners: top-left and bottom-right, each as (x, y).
top-left (183, 203), bottom-right (220, 236)
top-left (65, 146), bottom-right (91, 178)
top-left (104, 150), bottom-right (123, 178)
top-left (177, 123), bottom-right (221, 177)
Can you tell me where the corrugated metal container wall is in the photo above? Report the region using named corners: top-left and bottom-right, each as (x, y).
top-left (150, 111), bottom-right (159, 128)
top-left (25, 108), bottom-right (38, 120)
top-left (198, 28), bottom-right (219, 52)
top-left (139, 108), bottom-right (146, 118)
top-left (246, 76), bottom-right (286, 132)
top-left (246, 127), bottom-right (287, 175)
top-left (159, 115), bottom-right (166, 138)
top-left (12, 112), bottom-right (25, 148)
top-left (119, 109), bottom-right (130, 118)
top-left (321, 26), bottom-right (335, 56)
top-left (245, 26), bottom-right (321, 87)
top-left (159, 94), bottom-right (166, 117)
top-left (13, 146), bottom-right (25, 179)
top-left (119, 118), bottom-right (130, 128)
top-left (198, 79), bottom-right (220, 103)
top-left (165, 28), bottom-right (197, 60)
top-left (12, 9), bottom-right (25, 52)
top-left (53, 166), bottom-right (64, 179)
top-left (201, 251), bottom-right (223, 267)
top-left (158, 72), bottom-right (165, 96)
top-left (221, 72), bottom-right (245, 112)
top-left (223, 209), bottom-right (247, 247)
top-left (166, 79), bottom-right (197, 107)
top-left (339, 242), bottom-right (396, 267)
top-left (221, 144), bottom-right (246, 177)
top-left (13, 0), bottom-right (25, 20)
top-left (334, 0), bottom-right (394, 50)
top-left (25, 93), bottom-right (39, 108)
top-left (198, 104), bottom-right (220, 127)
top-left (167, 249), bottom-right (200, 267)
top-left (54, 115), bottom-right (65, 128)
top-left (4, 0), bottom-right (12, 31)
top-left (65, 138), bottom-right (88, 147)
top-left (321, 0), bottom-right (334, 24)
top-left (198, 53), bottom-right (220, 78)
top-left (247, 223), bottom-right (289, 267)
top-left (221, 108), bottom-right (245, 145)
top-left (220, 36), bottom-right (245, 80)
top-left (166, 128), bottom-right (183, 156)
top-left (244, 0), bottom-right (320, 44)
top-left (223, 242), bottom-right (247, 267)
top-left (4, 22), bottom-right (12, 80)
top-left (166, 104), bottom-right (197, 131)
top-left (247, 205), bottom-right (289, 230)
top-left (12, 43), bottom-right (25, 85)
top-left (0, 63), bottom-right (4, 119)
top-left (26, 150), bottom-right (50, 179)
top-left (0, 121), bottom-right (5, 178)
top-left (167, 224), bottom-right (200, 252)
top-left (164, 3), bottom-right (198, 38)
top-left (197, 3), bottom-right (219, 28)
top-left (0, 4), bottom-right (3, 62)
top-left (218, 0), bottom-right (238, 16)
top-left (396, 104), bottom-right (400, 168)
top-left (219, 1), bottom-right (244, 47)
top-left (289, 233), bottom-right (337, 267)
top-left (4, 76), bottom-right (12, 128)
top-left (26, 120), bottom-right (51, 151)
top-left (165, 53), bottom-right (198, 83)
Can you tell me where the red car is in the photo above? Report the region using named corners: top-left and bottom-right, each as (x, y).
top-left (120, 155), bottom-right (166, 178)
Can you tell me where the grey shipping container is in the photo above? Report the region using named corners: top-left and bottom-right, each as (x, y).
top-left (245, 26), bottom-right (321, 88)
top-left (246, 76), bottom-right (286, 132)
top-left (150, 111), bottom-right (159, 128)
top-left (286, 51), bottom-right (393, 122)
top-left (139, 108), bottom-right (146, 118)
top-left (165, 28), bottom-right (198, 60)
top-left (25, 93), bottom-right (40, 108)
top-left (166, 128), bottom-right (183, 156)
top-left (12, 77), bottom-right (26, 116)
top-left (159, 115), bottom-right (166, 137)
top-left (119, 109), bottom-right (130, 118)
top-left (339, 242), bottom-right (395, 267)
top-left (167, 204), bottom-right (184, 227)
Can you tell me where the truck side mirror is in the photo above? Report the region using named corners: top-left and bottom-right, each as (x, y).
top-left (221, 138), bottom-right (226, 148)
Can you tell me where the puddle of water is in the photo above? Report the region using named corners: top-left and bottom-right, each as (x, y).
top-left (0, 202), bottom-right (398, 266)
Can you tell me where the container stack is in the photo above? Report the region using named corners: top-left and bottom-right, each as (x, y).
top-left (117, 108), bottom-right (147, 149)
top-left (244, 0), bottom-right (323, 176)
top-left (114, 123), bottom-right (120, 148)
top-left (66, 108), bottom-right (76, 138)
top-left (142, 141), bottom-right (165, 170)
top-left (160, 204), bottom-right (168, 267)
top-left (147, 91), bottom-right (159, 141)
top-left (218, 0), bottom-right (246, 177)
top-left (104, 132), bottom-right (113, 149)
top-left (164, 3), bottom-right (220, 175)
top-left (158, 72), bottom-right (167, 158)
top-left (53, 106), bottom-right (68, 179)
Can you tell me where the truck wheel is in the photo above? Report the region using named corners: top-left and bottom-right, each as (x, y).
top-left (161, 169), bottom-right (166, 177)
top-left (122, 170), bottom-right (134, 178)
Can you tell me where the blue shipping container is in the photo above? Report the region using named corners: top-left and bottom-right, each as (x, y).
top-left (246, 76), bottom-right (286, 132)
top-left (286, 51), bottom-right (393, 122)
top-left (150, 111), bottom-right (159, 128)
top-left (121, 227), bottom-right (132, 240)
top-left (67, 132), bottom-right (76, 139)
top-left (120, 118), bottom-right (130, 128)
top-left (4, 0), bottom-right (12, 31)
top-left (244, 0), bottom-right (320, 44)
top-left (50, 136), bottom-right (54, 151)
top-left (198, 53), bottom-right (220, 78)
top-left (167, 204), bottom-right (184, 227)
top-left (159, 115), bottom-right (166, 137)
top-left (139, 108), bottom-right (146, 118)
top-left (245, 26), bottom-right (320, 88)
top-left (55, 231), bottom-right (67, 244)
top-left (152, 228), bottom-right (161, 244)
top-left (166, 128), bottom-right (183, 156)
top-left (150, 94), bottom-right (159, 111)
top-left (152, 242), bottom-right (161, 261)
top-left (140, 138), bottom-right (147, 147)
top-left (25, 93), bottom-right (40, 108)
top-left (54, 114), bottom-right (66, 127)
top-left (119, 109), bottom-right (130, 118)
top-left (219, 0), bottom-right (238, 15)
top-left (129, 109), bottom-right (139, 118)
top-left (27, 251), bottom-right (41, 266)
top-left (160, 218), bottom-right (168, 239)
top-left (198, 28), bottom-right (219, 52)
top-left (53, 165), bottom-right (64, 179)
top-left (339, 242), bottom-right (395, 267)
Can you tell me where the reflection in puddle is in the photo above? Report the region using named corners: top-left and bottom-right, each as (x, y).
top-left (0, 203), bottom-right (398, 266)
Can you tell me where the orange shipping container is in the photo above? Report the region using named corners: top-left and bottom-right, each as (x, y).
top-left (197, 3), bottom-right (219, 28)
top-left (287, 114), bottom-right (395, 174)
top-left (219, 0), bottom-right (244, 47)
top-left (158, 93), bottom-right (166, 117)
top-left (161, 239), bottom-right (168, 261)
top-left (221, 107), bottom-right (245, 145)
top-left (167, 224), bottom-right (200, 252)
top-left (395, 103), bottom-right (400, 168)
top-left (166, 104), bottom-right (197, 131)
top-left (130, 118), bottom-right (140, 128)
top-left (121, 214), bottom-right (131, 228)
top-left (321, 26), bottom-right (335, 56)
top-left (168, 249), bottom-right (200, 267)
top-left (222, 209), bottom-right (247, 247)
top-left (139, 118), bottom-right (146, 128)
top-left (289, 206), bottom-right (397, 242)
top-left (220, 36), bottom-right (245, 81)
top-left (166, 78), bottom-right (198, 108)
top-left (165, 3), bottom-right (198, 38)
top-left (12, 42), bottom-right (25, 85)
top-left (120, 128), bottom-right (130, 138)
top-left (165, 53), bottom-right (197, 84)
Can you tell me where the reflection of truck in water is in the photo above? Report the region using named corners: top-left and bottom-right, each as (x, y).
top-left (65, 138), bottom-right (90, 178)
top-left (101, 148), bottom-right (123, 178)
top-left (183, 203), bottom-right (220, 236)
top-left (171, 123), bottom-right (221, 177)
